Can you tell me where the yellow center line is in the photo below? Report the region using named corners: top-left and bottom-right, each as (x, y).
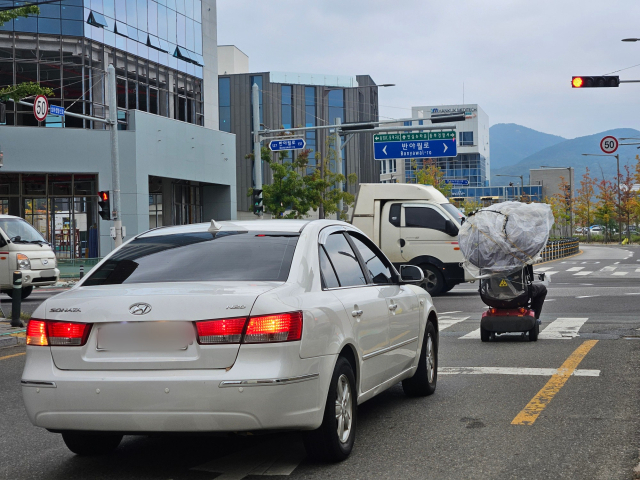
top-left (0, 352), bottom-right (26, 361)
top-left (511, 340), bottom-right (598, 426)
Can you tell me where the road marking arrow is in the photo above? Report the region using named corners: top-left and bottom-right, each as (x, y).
top-left (382, 145), bottom-right (387, 155)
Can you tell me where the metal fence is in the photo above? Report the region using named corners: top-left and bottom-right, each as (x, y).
top-left (57, 258), bottom-right (103, 279)
top-left (540, 238), bottom-right (580, 262)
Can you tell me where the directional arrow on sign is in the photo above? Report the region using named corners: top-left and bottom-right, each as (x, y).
top-left (383, 145), bottom-right (387, 155)
top-left (443, 143), bottom-right (448, 154)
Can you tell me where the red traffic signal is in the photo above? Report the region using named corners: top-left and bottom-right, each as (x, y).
top-left (98, 191), bottom-right (111, 220)
top-left (99, 191), bottom-right (109, 202)
top-left (571, 76), bottom-right (620, 88)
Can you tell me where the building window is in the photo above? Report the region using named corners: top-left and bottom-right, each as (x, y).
top-left (281, 84), bottom-right (292, 130)
top-left (460, 131), bottom-right (474, 146)
top-left (173, 182), bottom-right (202, 225)
top-left (218, 76), bottom-right (231, 132)
top-left (305, 86), bottom-right (316, 174)
top-left (328, 89), bottom-right (344, 125)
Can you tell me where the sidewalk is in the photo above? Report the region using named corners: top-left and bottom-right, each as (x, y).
top-left (0, 321), bottom-right (26, 348)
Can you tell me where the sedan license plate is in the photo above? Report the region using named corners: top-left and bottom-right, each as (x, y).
top-left (97, 322), bottom-right (195, 351)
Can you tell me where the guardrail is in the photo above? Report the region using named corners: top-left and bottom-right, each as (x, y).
top-left (540, 238), bottom-right (579, 262)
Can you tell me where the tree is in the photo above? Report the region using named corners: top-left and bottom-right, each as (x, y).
top-left (617, 164), bottom-right (637, 243)
top-left (574, 167), bottom-right (597, 242)
top-left (595, 178), bottom-right (617, 243)
top-left (552, 176), bottom-right (571, 237)
top-left (0, 4), bottom-right (53, 104)
top-left (411, 158), bottom-right (452, 197)
top-left (460, 199), bottom-right (482, 216)
top-left (246, 134), bottom-right (357, 220)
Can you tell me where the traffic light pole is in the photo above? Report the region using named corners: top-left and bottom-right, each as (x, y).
top-left (107, 64), bottom-right (123, 247)
top-left (252, 83), bottom-right (263, 217)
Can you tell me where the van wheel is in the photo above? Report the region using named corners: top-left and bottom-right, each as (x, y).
top-left (61, 432), bottom-right (123, 455)
top-left (420, 265), bottom-right (444, 296)
top-left (402, 321), bottom-right (437, 396)
top-left (303, 357), bottom-right (357, 462)
top-left (6, 286), bottom-right (33, 300)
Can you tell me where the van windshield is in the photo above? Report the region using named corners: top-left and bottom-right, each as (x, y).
top-left (440, 203), bottom-right (466, 224)
top-left (0, 218), bottom-right (47, 243)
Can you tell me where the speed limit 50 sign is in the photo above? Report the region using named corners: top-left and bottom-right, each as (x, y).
top-left (600, 135), bottom-right (618, 154)
top-left (33, 95), bottom-right (48, 122)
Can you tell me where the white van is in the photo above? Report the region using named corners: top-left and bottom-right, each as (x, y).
top-left (351, 183), bottom-right (471, 295)
top-left (0, 215), bottom-right (59, 299)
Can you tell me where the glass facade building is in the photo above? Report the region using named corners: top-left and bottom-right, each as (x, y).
top-left (0, 0), bottom-right (205, 128)
top-left (405, 153), bottom-right (487, 187)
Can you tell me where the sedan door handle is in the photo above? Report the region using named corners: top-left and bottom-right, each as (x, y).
top-left (352, 310), bottom-right (363, 317)
top-left (389, 304), bottom-right (398, 311)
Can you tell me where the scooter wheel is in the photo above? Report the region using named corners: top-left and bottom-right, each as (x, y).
top-left (480, 327), bottom-right (490, 342)
top-left (529, 323), bottom-right (539, 342)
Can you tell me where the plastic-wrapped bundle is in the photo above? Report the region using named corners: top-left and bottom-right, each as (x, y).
top-left (458, 202), bottom-right (554, 278)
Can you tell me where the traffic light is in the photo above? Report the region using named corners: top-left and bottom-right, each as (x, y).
top-left (252, 188), bottom-right (263, 216)
top-left (572, 76), bottom-right (620, 88)
top-left (98, 191), bottom-right (111, 220)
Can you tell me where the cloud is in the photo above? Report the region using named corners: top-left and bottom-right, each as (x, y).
top-left (217, 0), bottom-right (640, 138)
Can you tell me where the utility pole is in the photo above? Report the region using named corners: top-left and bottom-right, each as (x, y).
top-left (252, 83), bottom-right (263, 217)
top-left (107, 64), bottom-right (123, 247)
top-left (615, 153), bottom-right (621, 243)
top-left (335, 117), bottom-right (343, 219)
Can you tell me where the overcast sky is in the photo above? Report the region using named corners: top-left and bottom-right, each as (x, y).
top-left (217, 0), bottom-right (640, 140)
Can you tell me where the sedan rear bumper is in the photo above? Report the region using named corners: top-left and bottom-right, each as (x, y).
top-left (22, 345), bottom-right (336, 433)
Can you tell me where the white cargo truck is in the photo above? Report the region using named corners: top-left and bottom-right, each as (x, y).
top-left (351, 183), bottom-right (471, 295)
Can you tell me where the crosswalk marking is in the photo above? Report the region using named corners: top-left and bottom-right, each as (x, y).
top-left (439, 316), bottom-right (469, 331)
top-left (612, 271), bottom-right (629, 276)
top-left (460, 328), bottom-right (480, 339)
top-left (635, 269), bottom-right (640, 273)
top-left (538, 318), bottom-right (588, 340)
top-left (601, 266), bottom-right (617, 271)
top-left (574, 271), bottom-right (593, 276)
top-left (536, 267), bottom-right (553, 272)
top-left (545, 271), bottom-right (559, 276)
top-left (566, 267), bottom-right (584, 272)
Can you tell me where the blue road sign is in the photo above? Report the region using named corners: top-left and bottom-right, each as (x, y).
top-left (444, 179), bottom-right (469, 186)
top-left (269, 138), bottom-right (305, 151)
top-left (49, 105), bottom-right (65, 116)
top-left (373, 138), bottom-right (457, 160)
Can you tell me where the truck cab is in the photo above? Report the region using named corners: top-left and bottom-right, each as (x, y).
top-left (352, 184), bottom-right (471, 295)
top-left (0, 215), bottom-right (59, 299)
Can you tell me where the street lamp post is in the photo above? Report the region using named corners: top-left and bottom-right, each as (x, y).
top-left (540, 166), bottom-right (573, 237)
top-left (495, 174), bottom-right (524, 201)
top-left (582, 153), bottom-right (622, 243)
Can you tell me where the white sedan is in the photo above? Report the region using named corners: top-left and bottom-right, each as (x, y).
top-left (22, 220), bottom-right (439, 462)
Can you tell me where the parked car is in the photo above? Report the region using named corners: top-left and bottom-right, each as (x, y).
top-left (589, 225), bottom-right (603, 233)
top-left (0, 215), bottom-right (59, 298)
top-left (22, 220), bottom-right (438, 462)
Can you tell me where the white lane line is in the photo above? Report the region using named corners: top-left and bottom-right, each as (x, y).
top-left (438, 311), bottom-right (462, 315)
top-left (635, 269), bottom-right (640, 273)
top-left (576, 295), bottom-right (600, 299)
top-left (625, 292), bottom-right (640, 295)
top-left (614, 261), bottom-right (620, 265)
top-left (536, 267), bottom-right (553, 272)
top-left (545, 299), bottom-right (556, 301)
top-left (439, 367), bottom-right (600, 377)
top-left (192, 438), bottom-right (306, 479)
top-left (612, 272), bottom-right (629, 276)
top-left (566, 267), bottom-right (585, 272)
top-left (574, 271), bottom-right (593, 276)
top-left (439, 317), bottom-right (469, 331)
top-left (539, 317), bottom-right (588, 340)
top-left (460, 328), bottom-right (480, 339)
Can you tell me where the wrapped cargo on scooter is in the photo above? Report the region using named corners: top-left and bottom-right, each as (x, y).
top-left (458, 201), bottom-right (554, 278)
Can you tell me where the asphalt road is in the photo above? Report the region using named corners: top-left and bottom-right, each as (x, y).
top-left (0, 245), bottom-right (638, 480)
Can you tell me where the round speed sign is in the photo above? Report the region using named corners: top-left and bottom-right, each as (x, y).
top-left (33, 95), bottom-right (48, 122)
top-left (600, 135), bottom-right (618, 154)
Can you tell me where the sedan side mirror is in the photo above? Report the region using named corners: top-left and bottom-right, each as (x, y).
top-left (399, 265), bottom-right (424, 284)
top-left (444, 219), bottom-right (459, 237)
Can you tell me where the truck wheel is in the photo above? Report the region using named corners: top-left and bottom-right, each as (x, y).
top-left (6, 286), bottom-right (33, 300)
top-left (420, 265), bottom-right (444, 296)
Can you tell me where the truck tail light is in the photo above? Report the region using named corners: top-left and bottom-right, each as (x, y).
top-left (26, 320), bottom-right (92, 346)
top-left (196, 317), bottom-right (246, 344)
top-left (244, 311), bottom-right (303, 343)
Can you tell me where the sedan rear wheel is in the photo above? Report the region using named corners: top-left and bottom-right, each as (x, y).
top-left (402, 321), bottom-right (437, 396)
top-left (303, 357), bottom-right (357, 462)
top-left (61, 432), bottom-right (123, 455)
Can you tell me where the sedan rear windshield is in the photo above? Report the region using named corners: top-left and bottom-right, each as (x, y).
top-left (83, 231), bottom-right (299, 286)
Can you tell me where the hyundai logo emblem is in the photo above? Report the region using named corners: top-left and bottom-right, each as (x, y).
top-left (129, 303), bottom-right (152, 315)
top-left (42, 259), bottom-right (48, 265)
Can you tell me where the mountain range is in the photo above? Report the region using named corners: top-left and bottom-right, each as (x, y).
top-left (490, 124), bottom-right (640, 185)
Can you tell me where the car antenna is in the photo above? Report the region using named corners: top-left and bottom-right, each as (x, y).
top-left (208, 219), bottom-right (223, 233)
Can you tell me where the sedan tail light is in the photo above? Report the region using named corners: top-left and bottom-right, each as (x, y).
top-left (26, 319), bottom-right (92, 347)
top-left (196, 317), bottom-right (246, 344)
top-left (244, 312), bottom-right (303, 343)
top-left (194, 311), bottom-right (303, 345)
